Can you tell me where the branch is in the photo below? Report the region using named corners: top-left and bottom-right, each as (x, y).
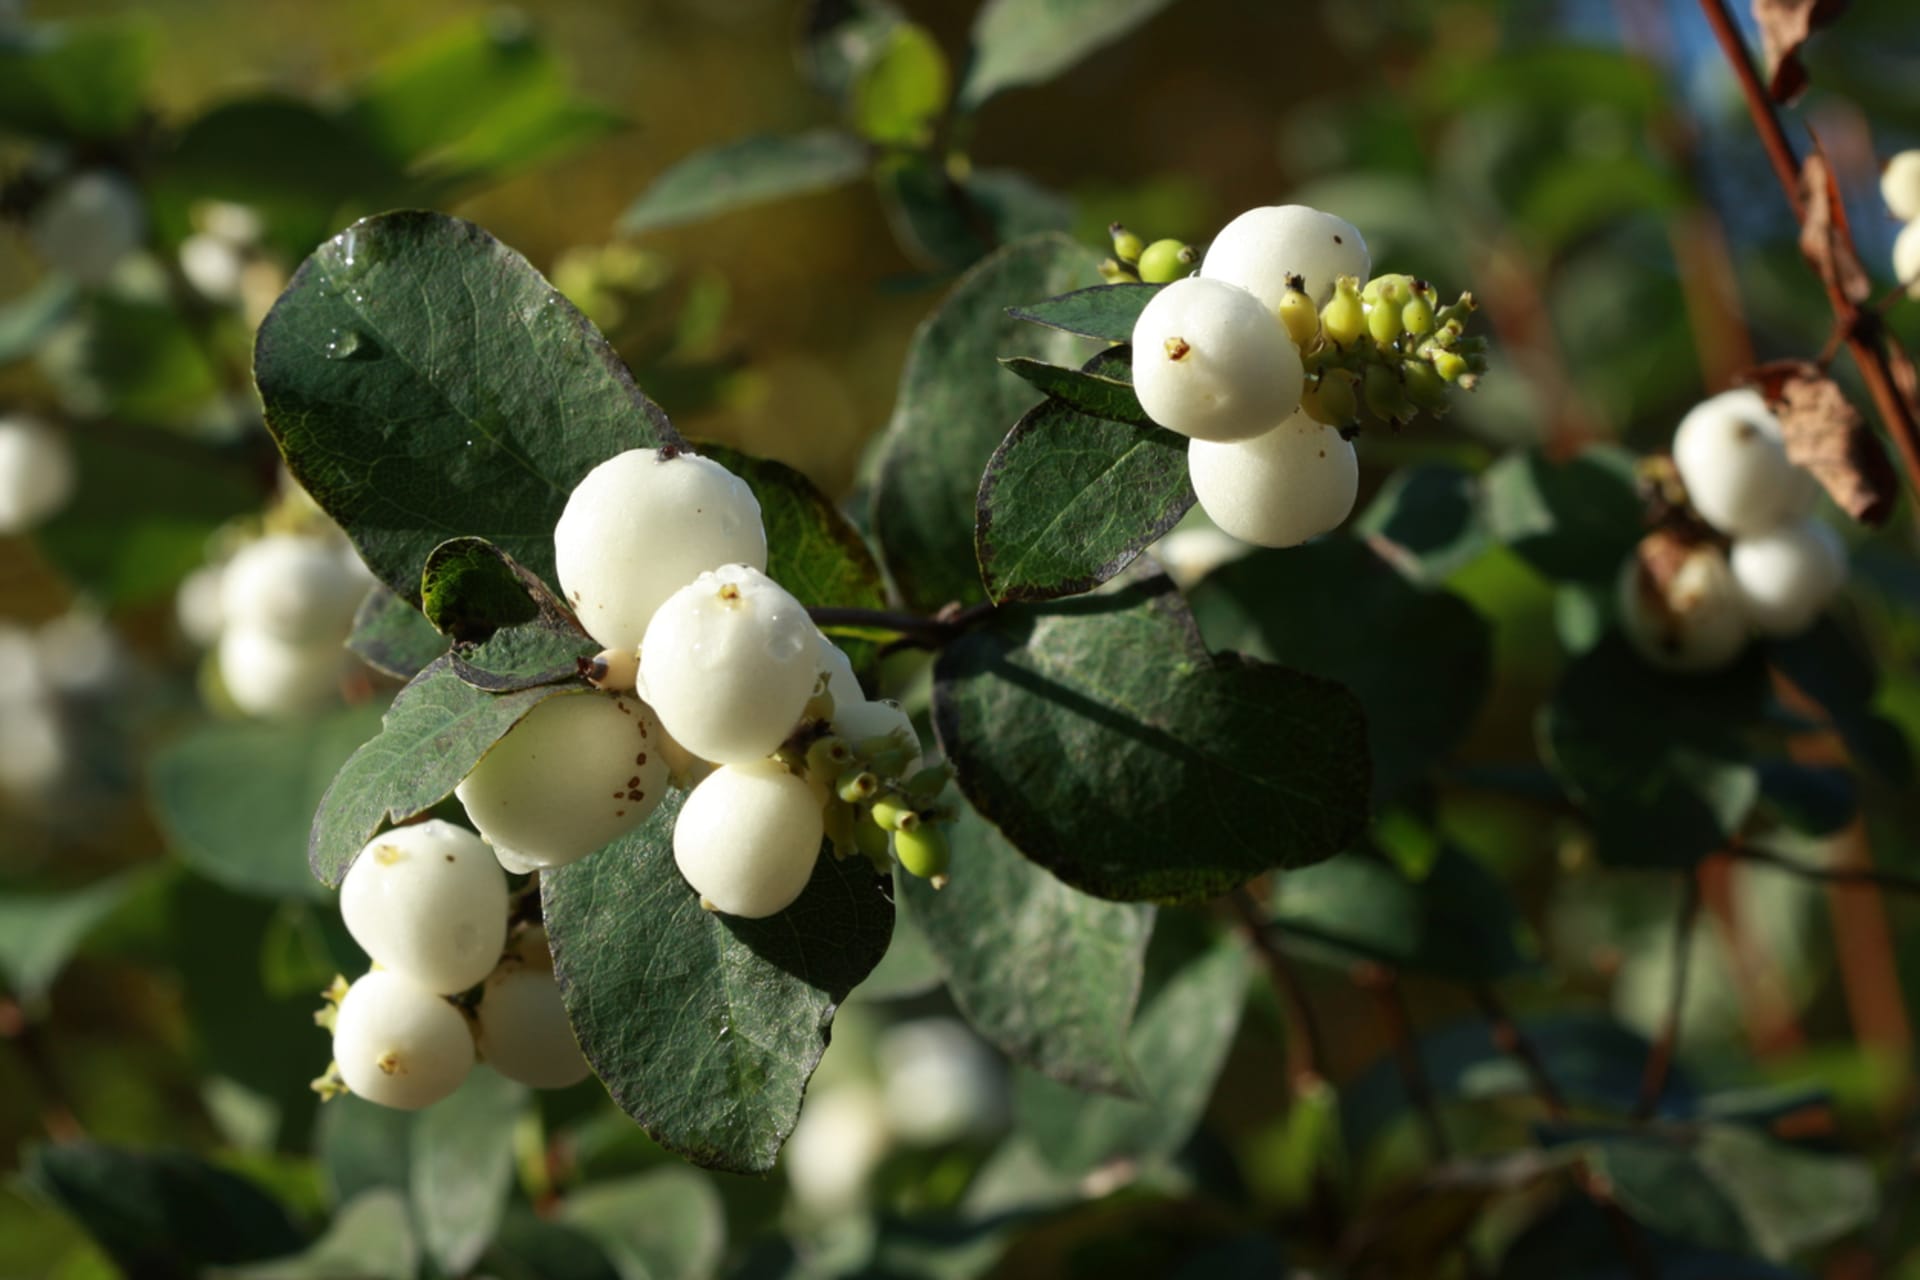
top-left (807, 601), bottom-right (995, 650)
top-left (1354, 963), bottom-right (1451, 1161)
top-left (1633, 872), bottom-right (1703, 1122)
top-left (1229, 889), bottom-right (1327, 1093)
top-left (0, 997), bottom-right (83, 1141)
top-left (1467, 983), bottom-right (1568, 1120)
top-left (1736, 842), bottom-right (1920, 896)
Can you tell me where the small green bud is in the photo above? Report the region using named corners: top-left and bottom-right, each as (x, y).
top-left (1108, 222), bottom-right (1145, 264)
top-left (836, 769), bottom-right (878, 803)
top-left (1363, 363), bottom-right (1412, 424)
top-left (1431, 350), bottom-right (1469, 383)
top-left (869, 796), bottom-right (918, 832)
top-left (805, 736), bottom-right (852, 778)
top-left (1367, 297), bottom-right (1404, 346)
top-left (1300, 370), bottom-right (1358, 427)
top-left (894, 823), bottom-right (951, 882)
top-left (1277, 273), bottom-right (1320, 348)
top-left (1098, 258), bottom-right (1135, 285)
top-left (1136, 238), bottom-right (1195, 284)
top-left (1403, 358), bottom-right (1449, 414)
top-left (1361, 273), bottom-right (1413, 308)
top-left (1320, 276), bottom-right (1365, 348)
top-left (1401, 292), bottom-right (1435, 337)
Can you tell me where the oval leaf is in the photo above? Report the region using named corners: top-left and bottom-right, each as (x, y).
top-left (1007, 282), bottom-right (1160, 343)
top-left (619, 130), bottom-right (870, 233)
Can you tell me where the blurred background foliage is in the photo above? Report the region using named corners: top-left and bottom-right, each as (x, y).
top-left (5, 0), bottom-right (1920, 1276)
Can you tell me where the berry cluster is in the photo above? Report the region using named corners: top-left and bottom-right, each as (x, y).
top-left (1885, 150), bottom-right (1920, 298)
top-left (1123, 205), bottom-right (1483, 548)
top-left (1618, 388), bottom-right (1847, 672)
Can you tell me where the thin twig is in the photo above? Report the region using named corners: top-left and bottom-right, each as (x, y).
top-left (1736, 842), bottom-right (1920, 896)
top-left (1468, 983), bottom-right (1569, 1120)
top-left (1228, 889), bottom-right (1326, 1093)
top-left (1633, 872), bottom-right (1702, 1122)
top-left (807, 601), bottom-right (995, 650)
top-left (1355, 964), bottom-right (1451, 1161)
top-left (0, 998), bottom-right (83, 1141)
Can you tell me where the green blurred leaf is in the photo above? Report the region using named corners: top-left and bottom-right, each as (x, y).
top-left (484, 1211), bottom-right (620, 1280)
top-left (0, 18), bottom-right (155, 140)
top-left (542, 790), bottom-right (894, 1174)
top-left (307, 658), bottom-right (577, 886)
top-left (997, 347), bottom-right (1150, 425)
top-left (900, 807), bottom-right (1153, 1093)
top-left (618, 131), bottom-right (870, 234)
top-left (934, 574), bottom-right (1370, 901)
top-left (216, 1189), bottom-right (417, 1280)
top-left (26, 1143), bottom-right (306, 1278)
top-left (314, 1097), bottom-right (413, 1206)
top-left (74, 295), bottom-right (223, 426)
top-left (1483, 446), bottom-right (1642, 585)
top-left (255, 211), bottom-right (677, 603)
top-left (801, 0), bottom-right (908, 99)
top-left (347, 586), bottom-right (447, 681)
top-left (1008, 282), bottom-right (1159, 343)
top-left (150, 703), bottom-right (388, 902)
top-left (411, 1068), bottom-right (527, 1277)
top-left (872, 233), bottom-right (1100, 612)
top-left (561, 1167), bottom-right (727, 1280)
top-left (1756, 761), bottom-right (1855, 836)
top-left (1190, 536), bottom-right (1492, 806)
top-left (1421, 44), bottom-right (1667, 120)
top-left (0, 872), bottom-right (147, 1003)
top-left (1015, 913), bottom-right (1249, 1174)
top-left (851, 21), bottom-right (949, 146)
top-left (1517, 155), bottom-right (1684, 254)
top-left (0, 276), bottom-right (78, 364)
top-left (874, 153), bottom-right (996, 273)
top-left (1353, 463), bottom-right (1489, 585)
top-left (960, 0), bottom-right (1175, 109)
top-left (969, 168), bottom-right (1077, 245)
top-left (1770, 616), bottom-right (1912, 784)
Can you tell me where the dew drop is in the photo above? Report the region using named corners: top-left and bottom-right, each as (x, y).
top-left (324, 328), bottom-right (363, 360)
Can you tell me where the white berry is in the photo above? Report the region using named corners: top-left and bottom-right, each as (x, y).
top-left (817, 632), bottom-right (863, 711)
top-left (1187, 409), bottom-right (1358, 548)
top-left (331, 970), bottom-right (474, 1110)
top-left (1616, 544), bottom-right (1749, 672)
top-left (216, 625), bottom-right (342, 718)
top-left (1130, 277), bottom-right (1303, 443)
top-left (476, 933), bottom-right (590, 1090)
top-left (339, 820), bottom-right (509, 995)
top-left (673, 760), bottom-right (823, 918)
top-left (1671, 388), bottom-right (1818, 537)
top-left (175, 564), bottom-right (227, 647)
top-left (553, 448), bottom-right (767, 652)
top-left (639, 564), bottom-right (819, 765)
top-left (30, 171), bottom-right (146, 286)
top-left (1200, 204), bottom-right (1371, 308)
top-left (0, 415), bottom-right (75, 535)
top-left (1731, 520), bottom-right (1848, 637)
top-left (833, 698), bottom-right (921, 773)
top-left (220, 534), bottom-right (368, 644)
top-left (455, 691), bottom-right (669, 874)
top-left (179, 232), bottom-right (245, 302)
top-left (1883, 151), bottom-right (1920, 222)
top-left (783, 1083), bottom-right (890, 1213)
top-left (1896, 220), bottom-right (1920, 299)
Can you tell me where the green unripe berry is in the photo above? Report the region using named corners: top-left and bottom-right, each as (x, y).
top-left (893, 824), bottom-right (951, 881)
top-left (1403, 359), bottom-right (1449, 414)
top-left (836, 770), bottom-right (879, 803)
top-left (1108, 222), bottom-right (1145, 264)
top-left (1320, 277), bottom-right (1365, 348)
top-left (1301, 371), bottom-right (1358, 427)
top-left (869, 797), bottom-right (918, 832)
top-left (1136, 238), bottom-right (1196, 284)
top-left (806, 736), bottom-right (852, 779)
top-left (1363, 363), bottom-right (1411, 423)
top-left (1360, 273), bottom-right (1412, 307)
top-left (1367, 296), bottom-right (1404, 345)
top-left (853, 814), bottom-right (891, 867)
top-left (1099, 258), bottom-right (1134, 284)
top-left (1277, 273), bottom-right (1319, 348)
top-left (1401, 292), bottom-right (1435, 337)
top-left (1431, 350), bottom-right (1469, 383)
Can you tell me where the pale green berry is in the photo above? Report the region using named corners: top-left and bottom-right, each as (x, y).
top-left (893, 824), bottom-right (950, 881)
top-left (1136, 238), bottom-right (1195, 284)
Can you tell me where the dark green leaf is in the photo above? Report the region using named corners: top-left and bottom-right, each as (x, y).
top-left (850, 21), bottom-right (949, 146)
top-left (1769, 616), bottom-right (1912, 784)
top-left (1497, 1197), bottom-right (1811, 1280)
top-left (801, 0), bottom-right (908, 99)
top-left (543, 792), bottom-right (894, 1173)
top-left (0, 871), bottom-right (147, 1003)
top-left (960, 0), bottom-right (1176, 108)
top-left (411, 1068), bottom-right (527, 1276)
top-left (484, 1210), bottom-right (620, 1280)
top-left (150, 703), bottom-right (388, 902)
top-left (873, 152), bottom-right (996, 273)
top-left (26, 1143), bottom-right (305, 1278)
top-left (934, 574), bottom-right (1370, 901)
top-left (873, 234), bottom-right (1101, 612)
top-left (0, 18), bottom-right (155, 140)
top-left (347, 587), bottom-right (447, 681)
top-left (1189, 536), bottom-right (1492, 806)
top-left (254, 210), bottom-right (678, 604)
top-left (1269, 845), bottom-right (1530, 983)
top-left (0, 276), bottom-right (77, 364)
top-left (308, 657), bottom-right (578, 886)
top-left (1008, 282), bottom-right (1160, 343)
top-left (1015, 913), bottom-right (1250, 1174)
top-left (1756, 761), bottom-right (1855, 836)
top-left (314, 1097), bottom-right (413, 1206)
top-left (618, 131), bottom-right (870, 234)
top-left (561, 1168), bottom-right (727, 1280)
top-left (1483, 446), bottom-right (1643, 584)
top-left (220, 1189), bottom-right (417, 1280)
top-left (900, 807), bottom-right (1153, 1092)
top-left (74, 294), bottom-right (224, 425)
top-left (421, 536), bottom-right (594, 691)
top-left (1353, 462), bottom-right (1489, 584)
top-left (998, 347), bottom-right (1149, 425)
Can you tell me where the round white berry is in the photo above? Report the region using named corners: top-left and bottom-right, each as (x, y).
top-left (1883, 151), bottom-right (1920, 222)
top-left (216, 626), bottom-right (343, 718)
top-left (1730, 520), bottom-right (1847, 637)
top-left (639, 564), bottom-right (818, 765)
top-left (673, 760), bottom-right (823, 918)
top-left (553, 448), bottom-right (767, 652)
top-left (220, 534), bottom-right (368, 644)
top-left (455, 690), bottom-right (669, 874)
top-left (876, 1018), bottom-right (1005, 1146)
top-left (179, 232), bottom-right (245, 302)
top-left (1200, 204), bottom-right (1371, 308)
top-left (783, 1083), bottom-right (890, 1213)
top-left (0, 698), bottom-right (66, 797)
top-left (833, 698), bottom-right (921, 774)
top-left (0, 416), bottom-right (75, 535)
top-left (1130, 277), bottom-right (1304, 443)
top-left (1148, 525), bottom-right (1247, 589)
top-left (817, 632), bottom-right (863, 711)
top-left (339, 820), bottom-right (509, 995)
top-left (1187, 409), bottom-right (1358, 548)
top-left (175, 564), bottom-right (227, 647)
top-left (29, 171), bottom-right (146, 286)
top-left (1671, 389), bottom-right (1818, 537)
top-left (475, 931), bottom-right (588, 1090)
top-left (1896, 219), bottom-right (1920, 299)
top-left (1615, 544), bottom-right (1749, 673)
top-left (331, 970), bottom-right (474, 1110)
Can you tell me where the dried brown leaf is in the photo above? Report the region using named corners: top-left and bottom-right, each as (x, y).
top-left (1745, 358), bottom-right (1898, 526)
top-left (1798, 150), bottom-right (1872, 306)
top-left (1753, 0), bottom-right (1847, 103)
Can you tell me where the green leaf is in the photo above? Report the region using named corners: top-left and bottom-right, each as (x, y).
top-left (420, 536), bottom-right (594, 691)
top-left (1008, 282), bottom-right (1160, 342)
top-left (1483, 446), bottom-right (1643, 585)
top-left (969, 168), bottom-right (1076, 245)
top-left (484, 1211), bottom-right (620, 1280)
top-left (314, 1097), bottom-right (413, 1206)
top-left (74, 294), bottom-right (225, 426)
top-left (150, 703), bottom-right (388, 902)
top-left (0, 276), bottom-right (78, 364)
top-left (960, 0), bottom-right (1176, 109)
top-left (873, 153), bottom-right (996, 273)
top-left (254, 210), bottom-right (678, 604)
top-left (217, 1189), bottom-right (417, 1280)
top-left (872, 234), bottom-right (1101, 612)
top-left (308, 657), bottom-right (578, 886)
top-left (998, 347), bottom-right (1150, 425)
top-left (1769, 616), bottom-right (1912, 784)
top-left (899, 808), bottom-right (1153, 1093)
top-left (1268, 845), bottom-right (1529, 983)
top-left (0, 872), bottom-right (147, 1004)
top-left (976, 400), bottom-right (1191, 604)
top-left (347, 587), bottom-right (447, 681)
top-left (850, 21), bottom-right (949, 146)
top-left (542, 791), bottom-right (894, 1174)
top-left (26, 1143), bottom-right (305, 1277)
top-left (0, 18), bottom-right (156, 140)
top-left (411, 1068), bottom-right (527, 1277)
top-left (934, 574), bottom-right (1370, 901)
top-left (618, 131), bottom-right (870, 234)
top-left (1352, 462), bottom-right (1489, 585)
top-left (561, 1167), bottom-right (727, 1280)
top-left (1189, 536), bottom-right (1492, 806)
top-left (801, 0), bottom-right (908, 99)
top-left (1015, 913), bottom-right (1250, 1175)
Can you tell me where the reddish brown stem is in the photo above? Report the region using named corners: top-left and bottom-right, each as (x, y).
top-left (1230, 890), bottom-right (1326, 1094)
top-left (1468, 983), bottom-right (1569, 1120)
top-left (1633, 872), bottom-right (1702, 1122)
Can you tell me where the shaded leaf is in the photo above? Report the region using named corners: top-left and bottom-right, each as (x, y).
top-left (218, 1189), bottom-right (417, 1280)
top-left (411, 1068), bottom-right (527, 1277)
top-left (1746, 357), bottom-right (1896, 527)
top-left (934, 574), bottom-right (1370, 902)
top-left (801, 0), bottom-right (908, 99)
top-left (0, 275), bottom-right (77, 364)
top-left (1353, 463), bottom-right (1489, 584)
top-left (562, 1167), bottom-right (727, 1280)
top-left (484, 1211), bottom-right (620, 1280)
top-left (619, 131), bottom-right (870, 233)
top-left (421, 536), bottom-right (595, 691)
top-left (1754, 0), bottom-right (1847, 103)
top-left (899, 807), bottom-right (1153, 1093)
top-left (0, 872), bottom-right (147, 1003)
top-left (1008, 282), bottom-right (1160, 343)
top-left (1769, 614), bottom-right (1911, 783)
top-left (960, 0), bottom-right (1176, 108)
top-left (0, 17), bottom-right (155, 140)
top-left (543, 791), bottom-right (894, 1174)
top-left (347, 587), bottom-right (447, 681)
top-left (998, 347), bottom-right (1149, 425)
top-left (314, 1097), bottom-right (413, 1206)
top-left (254, 211), bottom-right (678, 604)
top-left (1482, 446), bottom-right (1643, 584)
